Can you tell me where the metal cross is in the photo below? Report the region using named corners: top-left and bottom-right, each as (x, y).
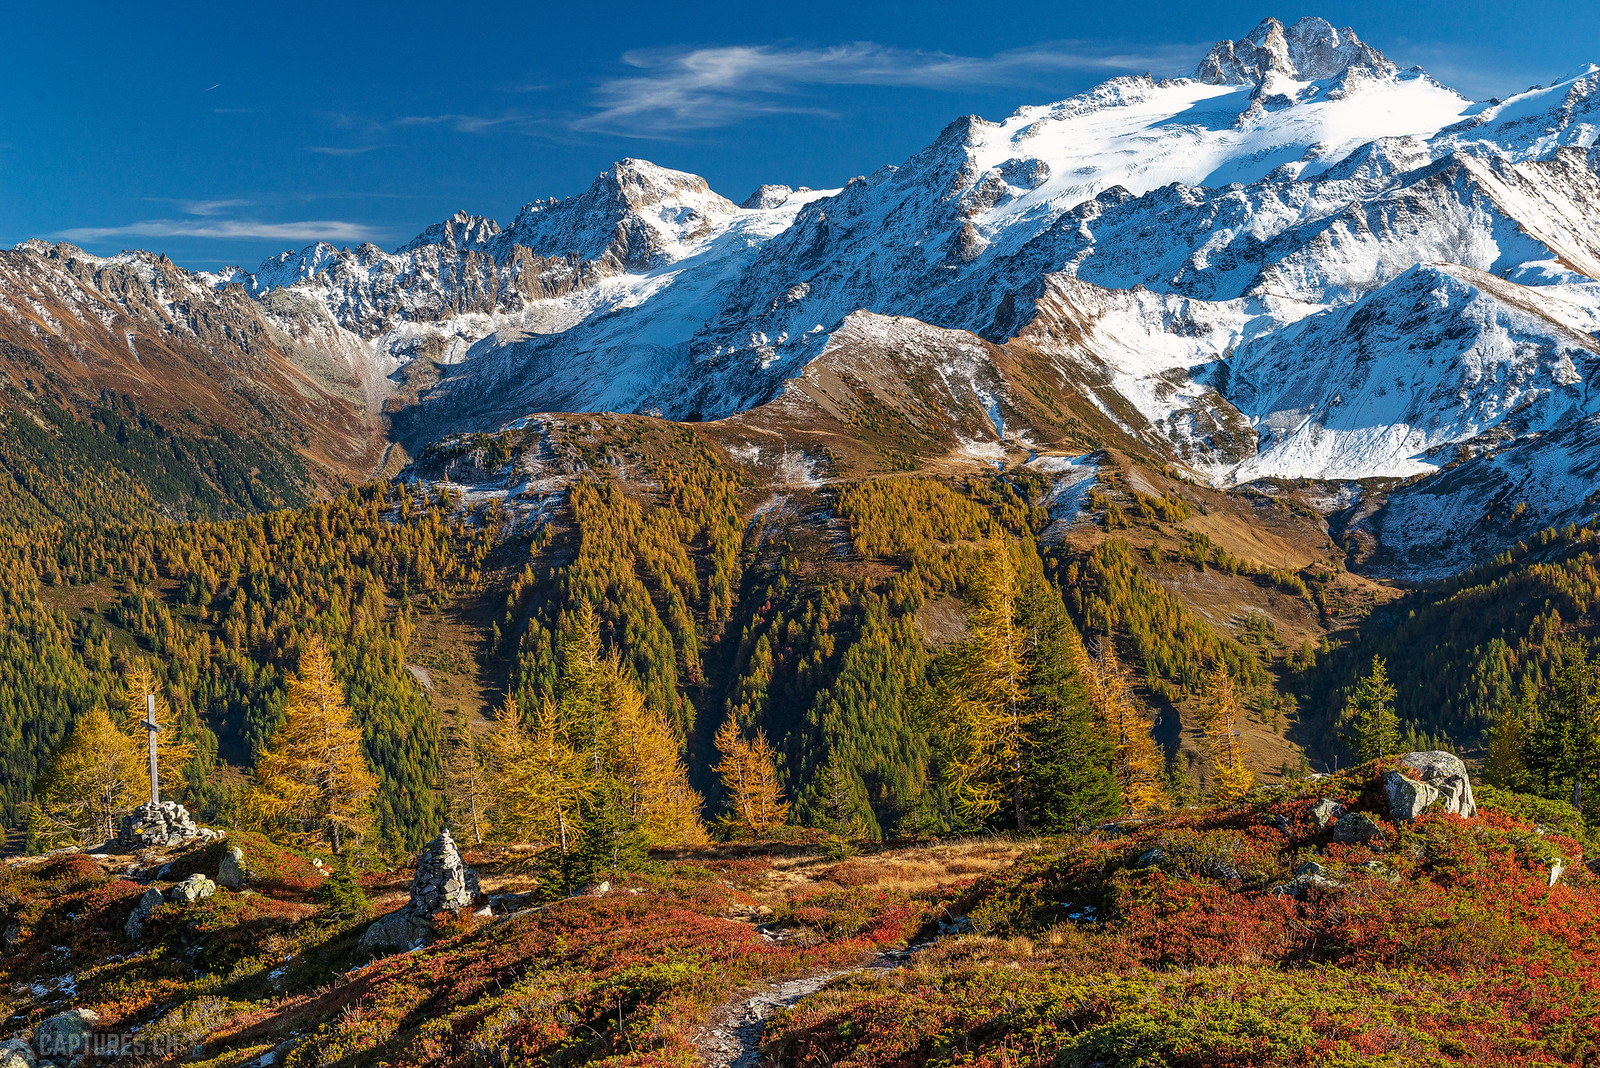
top-left (141, 692), bottom-right (161, 807)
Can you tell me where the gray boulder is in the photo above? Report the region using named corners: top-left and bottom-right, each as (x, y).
top-left (33, 1009), bottom-right (98, 1066)
top-left (0, 1038), bottom-right (36, 1068)
top-left (124, 886), bottom-right (165, 940)
top-left (170, 874), bottom-right (217, 904)
top-left (1332, 812), bottom-right (1384, 844)
top-left (218, 846), bottom-right (247, 891)
top-left (2, 921), bottom-right (21, 953)
top-left (356, 911), bottom-right (428, 955)
top-left (1308, 798), bottom-right (1345, 830)
top-left (1384, 771), bottom-right (1440, 822)
top-left (1397, 751), bottom-right (1477, 818)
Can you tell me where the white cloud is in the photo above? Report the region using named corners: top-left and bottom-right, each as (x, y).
top-left (578, 39), bottom-right (1203, 135)
top-left (57, 218), bottom-right (384, 244)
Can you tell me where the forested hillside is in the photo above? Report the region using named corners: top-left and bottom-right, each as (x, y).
top-left (1, 403), bottom-right (1597, 852)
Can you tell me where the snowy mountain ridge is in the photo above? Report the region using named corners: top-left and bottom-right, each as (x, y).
top-left (8, 15), bottom-right (1600, 575)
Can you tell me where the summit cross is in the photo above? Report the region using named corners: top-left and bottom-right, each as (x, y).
top-left (142, 692), bottom-right (160, 806)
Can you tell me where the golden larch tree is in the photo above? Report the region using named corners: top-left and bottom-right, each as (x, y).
top-left (714, 713), bottom-right (789, 839)
top-left (600, 661), bottom-right (708, 847)
top-left (488, 697), bottom-right (593, 856)
top-left (1071, 630), bottom-right (1165, 816)
top-left (1196, 663), bottom-right (1256, 802)
top-left (30, 707), bottom-right (145, 848)
top-left (117, 658), bottom-right (196, 801)
top-left (927, 539), bottom-right (1036, 830)
top-left (250, 637), bottom-right (378, 854)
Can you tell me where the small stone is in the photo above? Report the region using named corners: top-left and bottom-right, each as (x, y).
top-left (1, 921), bottom-right (21, 953)
top-left (1332, 812), bottom-right (1383, 844)
top-left (1133, 848), bottom-right (1167, 869)
top-left (1308, 798), bottom-right (1345, 830)
top-left (218, 847), bottom-right (247, 891)
top-left (33, 1009), bottom-right (98, 1066)
top-left (170, 874), bottom-right (217, 904)
top-left (0, 1038), bottom-right (36, 1068)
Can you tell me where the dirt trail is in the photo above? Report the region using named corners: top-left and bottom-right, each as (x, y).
top-left (694, 941), bottom-right (928, 1068)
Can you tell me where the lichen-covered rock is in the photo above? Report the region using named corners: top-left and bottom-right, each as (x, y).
top-left (0, 1038), bottom-right (36, 1068)
top-left (1384, 771), bottom-right (1441, 821)
top-left (170, 874), bottom-right (217, 904)
top-left (1332, 812), bottom-right (1383, 844)
top-left (116, 801), bottom-right (201, 851)
top-left (33, 1009), bottom-right (98, 1066)
top-left (124, 886), bottom-right (165, 940)
top-left (1308, 798), bottom-right (1345, 830)
top-left (218, 846), bottom-right (247, 891)
top-left (1397, 751), bottom-right (1477, 818)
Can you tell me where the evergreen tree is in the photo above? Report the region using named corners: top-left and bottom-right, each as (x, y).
top-left (1072, 631), bottom-right (1164, 816)
top-left (250, 637), bottom-right (378, 854)
top-left (1343, 656), bottom-right (1400, 762)
top-left (317, 858), bottom-right (372, 921)
top-left (1536, 639), bottom-right (1600, 809)
top-left (1484, 674), bottom-right (1538, 792)
top-left (441, 707), bottom-right (489, 846)
top-left (30, 706), bottom-right (144, 848)
top-left (1018, 579), bottom-right (1121, 831)
top-left (714, 714), bottom-right (789, 838)
top-left (1196, 664), bottom-right (1255, 801)
top-left (117, 658), bottom-right (196, 802)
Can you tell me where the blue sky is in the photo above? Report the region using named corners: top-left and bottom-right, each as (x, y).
top-left (3, 1), bottom-right (1596, 269)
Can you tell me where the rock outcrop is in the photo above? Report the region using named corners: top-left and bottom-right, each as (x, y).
top-left (357, 829), bottom-right (479, 956)
top-left (0, 1038), bottom-right (36, 1068)
top-left (1396, 751), bottom-right (1477, 818)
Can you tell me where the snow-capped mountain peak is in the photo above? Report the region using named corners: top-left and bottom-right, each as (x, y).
top-left (1195, 16), bottom-right (1397, 86)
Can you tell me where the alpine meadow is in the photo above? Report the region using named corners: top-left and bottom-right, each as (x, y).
top-left (3, 9), bottom-right (1600, 1068)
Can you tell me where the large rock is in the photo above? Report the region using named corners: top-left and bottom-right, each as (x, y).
top-left (355, 910), bottom-right (429, 955)
top-left (33, 1009), bottom-right (98, 1066)
top-left (124, 887), bottom-right (165, 940)
top-left (170, 874), bottom-right (217, 904)
top-left (218, 846), bottom-right (247, 891)
top-left (1384, 772), bottom-right (1441, 822)
top-left (1396, 751), bottom-right (1477, 818)
top-left (116, 802), bottom-right (201, 851)
top-left (356, 829), bottom-right (480, 957)
top-left (0, 1038), bottom-right (36, 1068)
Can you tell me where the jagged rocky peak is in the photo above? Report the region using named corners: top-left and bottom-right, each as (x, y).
top-left (1195, 16), bottom-right (1396, 86)
top-left (400, 209), bottom-right (502, 253)
top-left (742, 184), bottom-right (808, 209)
top-left (503, 157), bottom-right (739, 270)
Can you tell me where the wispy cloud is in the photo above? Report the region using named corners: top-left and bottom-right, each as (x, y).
top-left (58, 218), bottom-right (383, 244)
top-left (307, 144), bottom-right (389, 156)
top-left (579, 39), bottom-right (1202, 135)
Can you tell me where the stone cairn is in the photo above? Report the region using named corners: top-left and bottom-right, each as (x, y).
top-left (358, 829), bottom-right (479, 955)
top-left (115, 801), bottom-right (217, 851)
